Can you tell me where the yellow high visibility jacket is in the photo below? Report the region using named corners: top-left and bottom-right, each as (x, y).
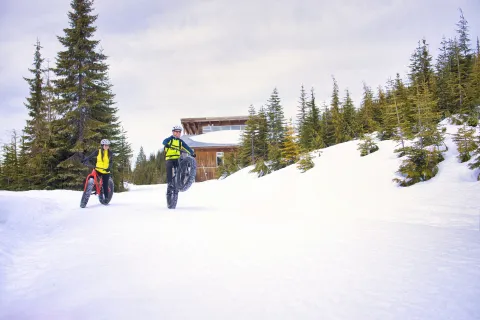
top-left (96, 149), bottom-right (110, 174)
top-left (163, 136), bottom-right (194, 160)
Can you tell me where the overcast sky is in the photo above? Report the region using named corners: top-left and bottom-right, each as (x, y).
top-left (1, 0), bottom-right (479, 158)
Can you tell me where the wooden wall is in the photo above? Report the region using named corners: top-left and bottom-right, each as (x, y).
top-left (194, 147), bottom-right (237, 182)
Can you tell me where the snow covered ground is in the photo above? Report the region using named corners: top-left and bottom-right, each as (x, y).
top-left (1, 121), bottom-right (480, 320)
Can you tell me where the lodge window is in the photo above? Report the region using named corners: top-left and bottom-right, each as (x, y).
top-left (216, 152), bottom-right (224, 166)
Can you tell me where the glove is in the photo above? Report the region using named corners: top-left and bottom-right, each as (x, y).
top-left (192, 153), bottom-right (196, 158)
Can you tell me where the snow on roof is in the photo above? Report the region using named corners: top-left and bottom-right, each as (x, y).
top-left (182, 130), bottom-right (243, 148)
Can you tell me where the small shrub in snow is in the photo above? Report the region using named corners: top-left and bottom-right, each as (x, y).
top-left (452, 125), bottom-right (478, 163)
top-left (297, 151), bottom-right (315, 173)
top-left (215, 152), bottom-right (241, 179)
top-left (393, 148), bottom-right (444, 186)
top-left (249, 158), bottom-right (271, 178)
top-left (357, 135), bottom-right (379, 157)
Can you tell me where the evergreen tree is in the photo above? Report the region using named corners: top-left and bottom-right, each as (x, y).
top-left (114, 126), bottom-right (133, 191)
top-left (330, 76), bottom-right (344, 144)
top-left (409, 38), bottom-right (436, 93)
top-left (394, 80), bottom-right (445, 187)
top-left (256, 106), bottom-right (270, 161)
top-left (373, 85), bottom-right (387, 137)
top-left (382, 78), bottom-right (406, 147)
top-left (296, 85), bottom-right (310, 150)
top-left (303, 88), bottom-right (324, 150)
top-left (132, 146), bottom-right (147, 184)
top-left (297, 151), bottom-right (315, 173)
top-left (22, 39), bottom-right (50, 188)
top-left (1, 130), bottom-right (20, 190)
top-left (281, 119), bottom-right (301, 166)
top-left (321, 102), bottom-right (334, 147)
top-left (266, 88), bottom-right (287, 171)
top-left (357, 82), bottom-right (378, 135)
top-left (341, 89), bottom-right (358, 141)
top-left (452, 125), bottom-right (477, 162)
top-left (239, 104), bottom-right (258, 166)
top-left (49, 0), bottom-right (121, 190)
top-left (435, 37), bottom-right (457, 117)
top-left (357, 135), bottom-right (379, 157)
top-left (467, 37), bottom-right (480, 114)
top-left (216, 151), bottom-right (241, 179)
top-left (394, 74), bottom-right (416, 138)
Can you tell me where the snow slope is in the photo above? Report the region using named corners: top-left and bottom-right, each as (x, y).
top-left (1, 121), bottom-right (480, 320)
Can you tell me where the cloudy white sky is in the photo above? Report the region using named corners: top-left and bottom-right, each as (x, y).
top-left (1, 0), bottom-right (479, 158)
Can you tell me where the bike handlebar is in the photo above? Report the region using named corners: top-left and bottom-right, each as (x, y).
top-left (165, 145), bottom-right (193, 155)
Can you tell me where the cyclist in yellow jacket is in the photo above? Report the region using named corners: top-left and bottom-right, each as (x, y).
top-left (162, 125), bottom-right (195, 193)
top-left (82, 139), bottom-right (113, 203)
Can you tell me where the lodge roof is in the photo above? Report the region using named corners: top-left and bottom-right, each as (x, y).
top-left (180, 116), bottom-right (249, 123)
top-left (181, 135), bottom-right (240, 148)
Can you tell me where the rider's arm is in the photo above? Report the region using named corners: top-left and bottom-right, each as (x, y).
top-left (107, 150), bottom-right (113, 172)
top-left (162, 136), bottom-right (173, 146)
top-left (180, 139), bottom-right (194, 155)
top-left (82, 150), bottom-right (98, 163)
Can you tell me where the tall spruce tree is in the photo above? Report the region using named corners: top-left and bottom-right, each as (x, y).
top-left (304, 88), bottom-right (324, 150)
top-left (1, 130), bottom-right (20, 190)
top-left (266, 88), bottom-right (287, 171)
top-left (357, 82), bottom-right (377, 135)
top-left (409, 38), bottom-right (436, 94)
top-left (22, 39), bottom-right (50, 188)
top-left (114, 126), bottom-right (133, 191)
top-left (330, 76), bottom-right (344, 144)
top-left (296, 85), bottom-right (310, 150)
top-left (281, 119), bottom-right (300, 166)
top-left (49, 0), bottom-right (121, 190)
top-left (373, 85), bottom-right (386, 136)
top-left (239, 104), bottom-right (258, 166)
top-left (341, 89), bottom-right (358, 141)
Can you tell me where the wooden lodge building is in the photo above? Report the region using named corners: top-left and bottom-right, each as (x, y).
top-left (180, 116), bottom-right (248, 182)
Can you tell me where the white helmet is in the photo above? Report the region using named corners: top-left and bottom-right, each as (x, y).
top-left (172, 125), bottom-right (182, 132)
top-left (100, 138), bottom-right (111, 145)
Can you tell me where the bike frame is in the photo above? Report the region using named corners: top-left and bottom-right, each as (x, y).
top-left (83, 165), bottom-right (109, 195)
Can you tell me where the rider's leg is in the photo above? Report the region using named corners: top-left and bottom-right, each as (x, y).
top-left (102, 173), bottom-right (110, 199)
top-left (166, 160), bottom-right (178, 194)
